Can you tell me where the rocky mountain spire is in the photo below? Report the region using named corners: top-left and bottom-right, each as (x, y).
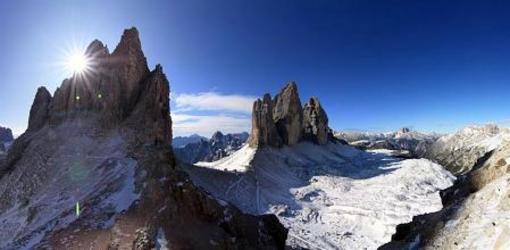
top-left (302, 97), bottom-right (330, 145)
top-left (249, 82), bottom-right (333, 148)
top-left (27, 87), bottom-right (52, 132)
top-left (23, 28), bottom-right (171, 146)
top-left (272, 82), bottom-right (303, 145)
top-left (249, 94), bottom-right (283, 147)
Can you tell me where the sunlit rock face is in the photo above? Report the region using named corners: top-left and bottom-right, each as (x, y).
top-left (0, 27), bottom-right (287, 249)
top-left (249, 82), bottom-right (334, 148)
top-left (273, 82), bottom-right (303, 145)
top-left (249, 94), bottom-right (283, 147)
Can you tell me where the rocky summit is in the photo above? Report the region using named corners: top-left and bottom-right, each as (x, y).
top-left (0, 27), bottom-right (286, 249)
top-left (249, 82), bottom-right (334, 148)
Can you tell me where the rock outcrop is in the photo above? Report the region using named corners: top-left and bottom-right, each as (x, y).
top-left (27, 87), bottom-right (52, 132)
top-left (302, 97), bottom-right (330, 145)
top-left (272, 82), bottom-right (303, 145)
top-left (249, 83), bottom-right (334, 148)
top-left (249, 94), bottom-right (283, 147)
top-left (0, 27), bottom-right (287, 249)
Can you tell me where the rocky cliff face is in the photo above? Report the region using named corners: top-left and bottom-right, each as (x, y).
top-left (272, 82), bottom-right (303, 145)
top-left (249, 82), bottom-right (333, 148)
top-left (302, 97), bottom-right (330, 145)
top-left (27, 87), bottom-right (52, 132)
top-left (249, 94), bottom-right (283, 147)
top-left (0, 27), bottom-right (286, 249)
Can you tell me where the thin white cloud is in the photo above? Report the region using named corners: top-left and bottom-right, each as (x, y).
top-left (173, 92), bottom-right (256, 114)
top-left (172, 113), bottom-right (251, 137)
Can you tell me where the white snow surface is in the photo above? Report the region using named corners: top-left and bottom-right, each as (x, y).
top-left (186, 143), bottom-right (455, 250)
top-left (195, 144), bottom-right (256, 172)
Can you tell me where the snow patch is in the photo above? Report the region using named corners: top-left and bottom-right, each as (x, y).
top-left (195, 144), bottom-right (256, 172)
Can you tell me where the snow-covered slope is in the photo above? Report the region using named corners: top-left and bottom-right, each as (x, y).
top-left (186, 143), bottom-right (455, 249)
top-left (426, 175), bottom-right (510, 250)
top-left (422, 124), bottom-right (510, 174)
top-left (0, 122), bottom-right (141, 249)
top-left (422, 138), bottom-right (510, 250)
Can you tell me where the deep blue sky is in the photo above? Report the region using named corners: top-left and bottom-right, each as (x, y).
top-left (1, 0), bottom-right (510, 136)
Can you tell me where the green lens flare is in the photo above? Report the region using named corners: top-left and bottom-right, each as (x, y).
top-left (76, 202), bottom-right (80, 216)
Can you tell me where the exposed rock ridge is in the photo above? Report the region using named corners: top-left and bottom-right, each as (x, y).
top-left (249, 82), bottom-right (334, 148)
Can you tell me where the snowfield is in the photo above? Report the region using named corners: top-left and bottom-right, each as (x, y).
top-left (186, 143), bottom-right (455, 250)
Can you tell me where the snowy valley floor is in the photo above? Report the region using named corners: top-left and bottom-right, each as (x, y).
top-left (184, 143), bottom-right (455, 250)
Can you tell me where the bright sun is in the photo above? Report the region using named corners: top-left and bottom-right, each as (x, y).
top-left (65, 52), bottom-right (90, 74)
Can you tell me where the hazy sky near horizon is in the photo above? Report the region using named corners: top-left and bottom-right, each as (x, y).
top-left (1, 0), bottom-right (510, 137)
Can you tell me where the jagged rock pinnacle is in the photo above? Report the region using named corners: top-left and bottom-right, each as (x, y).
top-left (302, 96), bottom-right (330, 145)
top-left (26, 27), bottom-right (171, 146)
top-left (249, 82), bottom-right (334, 148)
top-left (27, 87), bottom-right (52, 132)
top-left (249, 94), bottom-right (282, 147)
top-left (273, 81), bottom-right (303, 145)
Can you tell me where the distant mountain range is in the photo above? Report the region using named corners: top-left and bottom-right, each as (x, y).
top-left (172, 134), bottom-right (207, 148)
top-left (335, 127), bottom-right (441, 158)
top-left (174, 131), bottom-right (249, 164)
